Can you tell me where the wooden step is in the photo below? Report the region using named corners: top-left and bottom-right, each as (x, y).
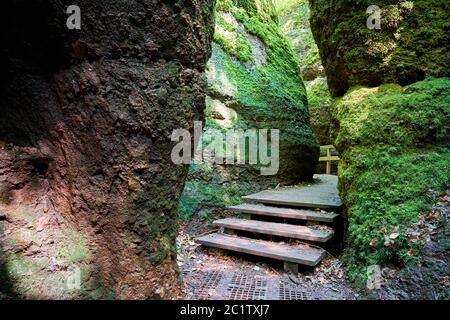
top-left (196, 233), bottom-right (325, 266)
top-left (243, 175), bottom-right (342, 209)
top-left (213, 218), bottom-right (334, 242)
top-left (229, 203), bottom-right (338, 223)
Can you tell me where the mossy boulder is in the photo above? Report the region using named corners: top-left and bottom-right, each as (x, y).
top-left (180, 0), bottom-right (319, 220)
top-left (309, 0), bottom-right (450, 96)
top-left (332, 78), bottom-right (449, 286)
top-left (309, 0), bottom-right (450, 287)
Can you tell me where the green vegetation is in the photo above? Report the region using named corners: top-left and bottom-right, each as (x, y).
top-left (209, 0), bottom-right (316, 148)
top-left (309, 0), bottom-right (450, 96)
top-left (307, 79), bottom-right (332, 145)
top-left (214, 28), bottom-right (253, 62)
top-left (179, 166), bottom-right (261, 221)
top-left (275, 0), bottom-right (332, 144)
top-left (275, 0), bottom-right (321, 78)
top-left (307, 79), bottom-right (330, 109)
top-left (275, 0), bottom-right (305, 16)
top-left (57, 228), bottom-right (90, 264)
top-left (333, 78), bottom-right (449, 149)
top-left (309, 0), bottom-right (449, 288)
top-left (214, 0), bottom-right (305, 95)
top-left (209, 43), bottom-right (312, 144)
top-left (179, 0), bottom-right (318, 220)
top-left (333, 77), bottom-right (450, 287)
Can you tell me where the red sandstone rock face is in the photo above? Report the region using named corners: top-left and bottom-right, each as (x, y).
top-left (0, 0), bottom-right (215, 299)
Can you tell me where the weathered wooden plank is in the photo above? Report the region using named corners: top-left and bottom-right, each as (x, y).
top-left (213, 218), bottom-right (334, 242)
top-left (243, 174), bottom-right (342, 209)
top-left (319, 156), bottom-right (340, 161)
top-left (196, 233), bottom-right (325, 266)
top-left (229, 203), bottom-right (338, 222)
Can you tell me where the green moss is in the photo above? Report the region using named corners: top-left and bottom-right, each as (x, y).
top-left (216, 13), bottom-right (237, 32)
top-left (309, 0), bottom-right (450, 96)
top-left (235, 34), bottom-right (253, 62)
top-left (308, 79), bottom-right (331, 108)
top-left (57, 228), bottom-right (91, 264)
top-left (209, 43), bottom-right (314, 147)
top-left (276, 0), bottom-right (332, 145)
top-left (342, 146), bottom-right (449, 287)
top-left (333, 78), bottom-right (450, 148)
top-left (214, 13), bottom-right (253, 62)
top-left (179, 0), bottom-right (319, 220)
top-left (307, 79), bottom-right (332, 145)
top-left (211, 1), bottom-right (316, 150)
top-left (179, 163), bottom-right (262, 220)
top-left (332, 77), bottom-right (450, 287)
top-left (276, 0), bottom-right (322, 74)
top-left (215, 0), bottom-right (304, 87)
top-left (304, 45), bottom-right (319, 67)
top-left (4, 253), bottom-right (38, 280)
top-left (218, 0), bottom-right (278, 23)
top-left (275, 0), bottom-right (307, 16)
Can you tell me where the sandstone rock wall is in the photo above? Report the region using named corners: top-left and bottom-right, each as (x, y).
top-left (0, 0), bottom-right (215, 299)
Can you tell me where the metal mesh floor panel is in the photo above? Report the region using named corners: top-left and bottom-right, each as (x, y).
top-left (193, 270), bottom-right (223, 300)
top-left (226, 273), bottom-right (267, 300)
top-left (187, 271), bottom-right (315, 300)
top-left (278, 281), bottom-right (308, 300)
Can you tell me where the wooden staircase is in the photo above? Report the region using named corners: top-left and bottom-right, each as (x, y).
top-left (196, 175), bottom-right (341, 273)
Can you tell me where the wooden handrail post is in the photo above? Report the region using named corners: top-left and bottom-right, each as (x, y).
top-left (326, 147), bottom-right (331, 174)
top-left (319, 145), bottom-right (340, 175)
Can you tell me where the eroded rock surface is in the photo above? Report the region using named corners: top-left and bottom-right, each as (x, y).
top-left (0, 0), bottom-right (215, 299)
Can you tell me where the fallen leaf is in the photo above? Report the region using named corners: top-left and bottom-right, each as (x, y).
top-left (389, 232), bottom-right (399, 240)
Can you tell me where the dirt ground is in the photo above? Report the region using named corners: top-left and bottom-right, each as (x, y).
top-left (178, 191), bottom-right (449, 300)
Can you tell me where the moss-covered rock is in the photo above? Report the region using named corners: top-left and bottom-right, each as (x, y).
top-left (306, 78), bottom-right (332, 145)
top-left (332, 78), bottom-right (449, 287)
top-left (180, 0), bottom-right (319, 220)
top-left (309, 0), bottom-right (450, 97)
top-left (309, 0), bottom-right (450, 287)
top-left (275, 0), bottom-right (332, 146)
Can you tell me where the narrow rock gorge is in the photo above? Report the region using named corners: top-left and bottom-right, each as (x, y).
top-left (0, 0), bottom-right (215, 299)
top-left (276, 0), bottom-right (332, 147)
top-left (180, 0), bottom-right (319, 220)
top-left (0, 0), bottom-right (448, 302)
